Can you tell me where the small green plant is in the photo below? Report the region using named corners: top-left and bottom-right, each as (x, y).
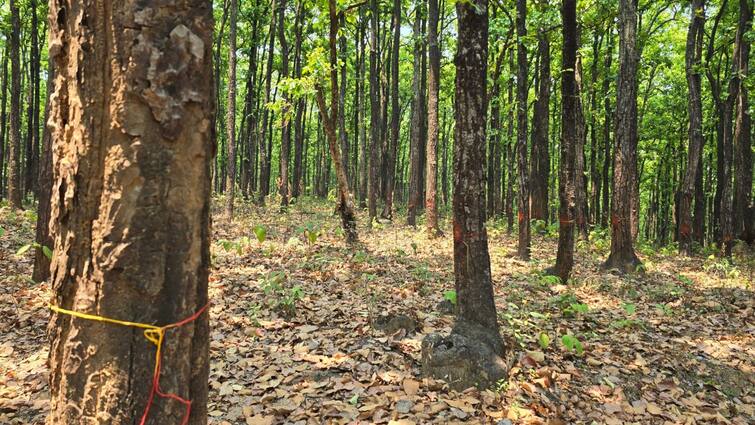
top-left (353, 250), bottom-right (369, 264)
top-left (253, 225), bottom-right (267, 243)
top-left (611, 302), bottom-right (643, 329)
top-left (621, 302), bottom-right (636, 315)
top-left (537, 332), bottom-right (551, 349)
top-left (564, 302), bottom-right (589, 316)
top-left (443, 290), bottom-right (457, 306)
top-left (411, 263), bottom-right (433, 281)
top-left (16, 242), bottom-right (52, 260)
top-left (0, 226), bottom-right (5, 237)
top-left (655, 303), bottom-right (674, 316)
top-left (410, 242), bottom-right (418, 255)
top-left (538, 274), bottom-right (562, 287)
top-left (260, 271), bottom-right (304, 317)
top-left (561, 334), bottom-right (584, 355)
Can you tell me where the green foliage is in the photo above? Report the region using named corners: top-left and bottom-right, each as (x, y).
top-left (537, 332), bottom-right (551, 350)
top-left (443, 290), bottom-right (457, 306)
top-left (16, 242), bottom-right (52, 260)
top-left (253, 225), bottom-right (267, 243)
top-left (560, 334), bottom-right (584, 355)
top-left (261, 271), bottom-right (304, 317)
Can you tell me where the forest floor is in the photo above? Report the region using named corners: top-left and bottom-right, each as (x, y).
top-left (1, 198), bottom-right (754, 425)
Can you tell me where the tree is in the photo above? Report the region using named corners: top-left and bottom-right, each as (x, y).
top-left (732, 0), bottom-right (752, 245)
top-left (422, 0), bottom-right (506, 391)
top-left (515, 0), bottom-right (531, 260)
top-left (314, 0), bottom-right (359, 243)
top-left (530, 31), bottom-right (551, 223)
top-left (226, 0), bottom-right (238, 218)
top-left (47, 2), bottom-right (213, 423)
top-left (33, 64), bottom-right (54, 283)
top-left (550, 0), bottom-right (578, 283)
top-left (258, 1), bottom-right (277, 205)
top-left (7, 0), bottom-right (22, 209)
top-left (408, 3), bottom-right (426, 226)
top-left (278, 0), bottom-right (292, 209)
top-left (381, 0), bottom-right (401, 220)
top-left (368, 0), bottom-right (381, 223)
top-left (678, 0), bottom-right (705, 255)
top-left (604, 0), bottom-right (642, 272)
top-left (425, 0), bottom-right (443, 237)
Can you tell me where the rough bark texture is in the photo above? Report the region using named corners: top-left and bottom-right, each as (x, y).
top-left (574, 56), bottom-right (589, 240)
top-left (732, 0), bottom-right (752, 244)
top-left (0, 49), bottom-right (7, 200)
top-left (258, 1), bottom-right (277, 205)
top-left (33, 64), bottom-right (54, 283)
top-left (316, 0), bottom-right (358, 244)
top-left (408, 5), bottom-right (425, 226)
top-left (7, 0), bottom-right (22, 209)
top-left (515, 0), bottom-right (531, 260)
top-left (226, 0), bottom-right (238, 217)
top-left (679, 0), bottom-right (705, 255)
top-left (604, 0), bottom-right (642, 272)
top-left (550, 0), bottom-right (578, 284)
top-left (368, 0), bottom-right (381, 223)
top-left (601, 30), bottom-right (614, 228)
top-left (425, 0), bottom-right (442, 237)
top-left (47, 2), bottom-right (214, 424)
top-left (422, 0), bottom-right (506, 391)
top-left (530, 33), bottom-right (550, 223)
top-left (381, 0), bottom-right (401, 221)
top-left (278, 0), bottom-right (291, 210)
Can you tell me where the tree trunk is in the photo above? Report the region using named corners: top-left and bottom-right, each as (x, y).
top-left (574, 55), bottom-right (589, 239)
top-left (604, 0), bottom-right (642, 272)
top-left (678, 0), bottom-right (705, 255)
top-left (368, 0), bottom-right (381, 223)
top-left (258, 1), bottom-right (277, 205)
top-left (732, 0), bottom-right (752, 244)
top-left (278, 0), bottom-right (292, 210)
top-left (0, 47), bottom-right (7, 200)
top-left (316, 0), bottom-right (359, 243)
top-left (381, 0), bottom-right (401, 220)
top-left (47, 2), bottom-right (213, 423)
top-left (551, 0), bottom-right (578, 284)
top-left (27, 0), bottom-right (41, 197)
top-left (530, 32), bottom-right (550, 223)
top-left (32, 63), bottom-right (54, 283)
top-left (426, 0), bottom-right (442, 236)
top-left (408, 4), bottom-right (425, 225)
top-left (506, 50), bottom-right (516, 233)
top-left (515, 0), bottom-right (530, 259)
top-left (7, 0), bottom-right (22, 209)
top-left (601, 28), bottom-right (614, 228)
top-left (226, 0), bottom-right (238, 217)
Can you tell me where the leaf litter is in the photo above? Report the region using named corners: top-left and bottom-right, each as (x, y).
top-left (0, 200), bottom-right (753, 424)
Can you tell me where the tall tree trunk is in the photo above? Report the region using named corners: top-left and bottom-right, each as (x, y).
top-left (426, 0), bottom-right (442, 236)
top-left (7, 0), bottom-right (22, 209)
top-left (515, 0), bottom-right (531, 259)
top-left (601, 28), bottom-right (614, 228)
top-left (258, 1), bottom-right (277, 205)
top-left (589, 31), bottom-right (602, 225)
top-left (339, 14), bottom-right (349, 185)
top-left (551, 0), bottom-right (578, 283)
top-left (530, 32), bottom-right (550, 223)
top-left (605, 0), bottom-right (642, 272)
top-left (316, 0), bottom-right (359, 243)
top-left (47, 2), bottom-right (213, 423)
top-left (407, 4), bottom-right (425, 225)
top-left (421, 0), bottom-right (506, 391)
top-left (506, 50), bottom-right (516, 233)
top-left (291, 0), bottom-right (305, 200)
top-left (678, 0), bottom-right (705, 255)
top-left (382, 0), bottom-right (401, 220)
top-left (278, 0), bottom-right (292, 209)
top-left (27, 0), bottom-right (41, 197)
top-left (732, 0), bottom-right (753, 244)
top-left (0, 47), bottom-right (7, 200)
top-left (574, 55), bottom-right (589, 239)
top-left (226, 0), bottom-right (238, 217)
top-left (368, 0), bottom-right (381, 223)
top-left (358, 8), bottom-right (368, 207)
top-left (32, 63), bottom-right (54, 283)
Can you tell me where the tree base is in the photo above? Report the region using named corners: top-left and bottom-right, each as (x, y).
top-left (421, 321), bottom-right (507, 391)
top-left (602, 251), bottom-right (642, 274)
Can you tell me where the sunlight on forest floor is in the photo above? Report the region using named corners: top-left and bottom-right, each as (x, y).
top-left (1, 199), bottom-right (753, 424)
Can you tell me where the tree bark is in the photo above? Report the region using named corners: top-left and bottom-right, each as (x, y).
top-left (368, 0), bottom-right (381, 223)
top-left (258, 1), bottom-right (277, 205)
top-left (408, 4), bottom-right (425, 225)
top-left (678, 0), bottom-right (705, 255)
top-left (601, 28), bottom-right (614, 228)
top-left (550, 0), bottom-right (578, 284)
top-left (7, 0), bottom-right (22, 209)
top-left (381, 0), bottom-right (401, 220)
top-left (316, 0), bottom-right (359, 243)
top-left (515, 0), bottom-right (531, 259)
top-left (530, 32), bottom-right (550, 223)
top-left (278, 0), bottom-right (292, 210)
top-left (574, 55), bottom-right (589, 239)
top-left (32, 63), bottom-right (54, 283)
top-left (732, 0), bottom-right (752, 244)
top-left (226, 0), bottom-right (238, 218)
top-left (0, 47), bottom-right (7, 200)
top-left (604, 0), bottom-right (642, 272)
top-left (426, 0), bottom-right (442, 237)
top-left (47, 2), bottom-right (213, 423)
top-left (452, 0), bottom-right (503, 353)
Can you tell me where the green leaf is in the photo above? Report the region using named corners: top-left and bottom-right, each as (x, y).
top-left (538, 332), bottom-right (551, 349)
top-left (15, 244), bottom-right (32, 256)
top-left (561, 334), bottom-right (584, 355)
top-left (622, 303), bottom-right (636, 315)
top-left (348, 394), bottom-right (359, 405)
top-left (253, 225), bottom-right (267, 243)
top-left (443, 290), bottom-right (457, 306)
top-left (42, 245), bottom-right (53, 260)
top-left (0, 226), bottom-right (5, 238)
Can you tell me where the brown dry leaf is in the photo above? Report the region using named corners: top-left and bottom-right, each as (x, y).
top-left (402, 378), bottom-right (420, 396)
top-left (646, 402), bottom-right (663, 416)
top-left (245, 415), bottom-right (275, 425)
